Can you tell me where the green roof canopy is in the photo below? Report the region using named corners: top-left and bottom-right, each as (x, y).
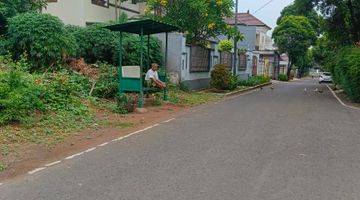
top-left (105, 19), bottom-right (180, 35)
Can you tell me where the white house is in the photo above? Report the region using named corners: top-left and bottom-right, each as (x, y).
top-left (43, 0), bottom-right (145, 26)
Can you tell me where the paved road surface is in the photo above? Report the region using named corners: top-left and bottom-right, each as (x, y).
top-left (1, 79), bottom-right (360, 200)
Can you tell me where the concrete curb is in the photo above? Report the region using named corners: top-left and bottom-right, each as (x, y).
top-left (326, 84), bottom-right (360, 111)
top-left (224, 82), bottom-right (272, 97)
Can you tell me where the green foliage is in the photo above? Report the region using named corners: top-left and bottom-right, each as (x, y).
top-left (210, 64), bottom-right (237, 90)
top-left (238, 76), bottom-right (270, 87)
top-left (67, 24), bottom-right (163, 67)
top-left (93, 62), bottom-right (118, 98)
top-left (272, 15), bottom-right (316, 77)
top-left (7, 12), bottom-right (76, 70)
top-left (0, 69), bottom-right (44, 125)
top-left (330, 47), bottom-right (360, 102)
top-left (278, 74), bottom-right (289, 81)
top-left (66, 24), bottom-right (118, 64)
top-left (0, 0), bottom-right (47, 35)
top-left (115, 94), bottom-right (135, 114)
top-left (146, 0), bottom-right (234, 44)
top-left (41, 71), bottom-right (88, 113)
top-left (218, 40), bottom-right (233, 52)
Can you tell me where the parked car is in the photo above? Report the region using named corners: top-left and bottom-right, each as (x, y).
top-left (319, 72), bottom-right (332, 83)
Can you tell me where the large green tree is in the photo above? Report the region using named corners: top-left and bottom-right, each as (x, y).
top-left (272, 15), bottom-right (317, 77)
top-left (146, 0), bottom-right (234, 45)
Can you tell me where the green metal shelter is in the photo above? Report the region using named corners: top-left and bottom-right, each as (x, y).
top-left (105, 19), bottom-right (179, 108)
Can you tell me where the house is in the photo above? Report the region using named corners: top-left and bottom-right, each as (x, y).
top-left (156, 33), bottom-right (220, 90)
top-left (279, 54), bottom-right (289, 75)
top-left (225, 11), bottom-right (280, 79)
top-left (43, 0), bottom-right (145, 26)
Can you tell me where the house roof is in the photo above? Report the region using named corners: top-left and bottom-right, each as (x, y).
top-left (105, 19), bottom-right (180, 35)
top-left (225, 13), bottom-right (271, 29)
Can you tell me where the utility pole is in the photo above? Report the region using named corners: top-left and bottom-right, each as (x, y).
top-left (233, 0), bottom-right (239, 75)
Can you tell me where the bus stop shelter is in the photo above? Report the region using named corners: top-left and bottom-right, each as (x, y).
top-left (105, 19), bottom-right (179, 108)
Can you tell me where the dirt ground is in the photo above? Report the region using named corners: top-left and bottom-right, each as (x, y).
top-left (0, 103), bottom-right (188, 182)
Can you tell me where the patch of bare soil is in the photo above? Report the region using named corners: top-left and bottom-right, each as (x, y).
top-left (0, 103), bottom-right (188, 182)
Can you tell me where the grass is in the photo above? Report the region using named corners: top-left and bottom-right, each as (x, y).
top-left (0, 162), bottom-right (6, 172)
top-left (167, 87), bottom-right (222, 106)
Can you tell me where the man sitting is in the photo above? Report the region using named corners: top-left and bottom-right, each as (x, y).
top-left (145, 63), bottom-right (166, 89)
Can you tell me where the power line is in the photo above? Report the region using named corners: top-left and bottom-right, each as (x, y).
top-left (253, 0), bottom-right (277, 14)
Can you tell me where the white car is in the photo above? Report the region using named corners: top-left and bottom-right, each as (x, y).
top-left (319, 72), bottom-right (332, 83)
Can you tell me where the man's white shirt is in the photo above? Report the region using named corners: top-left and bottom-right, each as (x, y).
top-left (145, 69), bottom-right (159, 81)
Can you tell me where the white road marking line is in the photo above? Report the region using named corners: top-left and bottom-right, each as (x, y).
top-left (65, 152), bottom-right (84, 160)
top-left (45, 161), bottom-right (61, 167)
top-left (0, 183), bottom-right (3, 186)
top-left (326, 84), bottom-right (360, 111)
top-left (112, 124), bottom-right (160, 143)
top-left (84, 147), bottom-right (96, 153)
top-left (162, 118), bottom-right (175, 123)
top-left (28, 167), bottom-right (46, 175)
top-left (98, 142), bottom-right (109, 147)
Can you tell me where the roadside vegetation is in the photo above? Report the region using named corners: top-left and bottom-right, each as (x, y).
top-left (274, 0), bottom-right (360, 102)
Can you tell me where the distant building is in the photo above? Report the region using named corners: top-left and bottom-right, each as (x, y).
top-left (43, 0), bottom-right (145, 26)
top-left (225, 11), bottom-right (280, 79)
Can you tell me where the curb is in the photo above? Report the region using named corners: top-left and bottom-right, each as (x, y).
top-left (326, 84), bottom-right (360, 111)
top-left (224, 82), bottom-right (272, 97)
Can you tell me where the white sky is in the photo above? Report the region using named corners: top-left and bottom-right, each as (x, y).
top-left (236, 0), bottom-right (294, 31)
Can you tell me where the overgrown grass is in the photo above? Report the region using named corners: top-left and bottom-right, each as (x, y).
top-left (0, 110), bottom-right (95, 148)
top-left (168, 86), bottom-right (222, 106)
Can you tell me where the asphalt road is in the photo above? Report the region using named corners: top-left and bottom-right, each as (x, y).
top-left (1, 79), bottom-right (360, 200)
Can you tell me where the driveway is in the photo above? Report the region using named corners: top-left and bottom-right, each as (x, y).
top-left (1, 79), bottom-right (360, 200)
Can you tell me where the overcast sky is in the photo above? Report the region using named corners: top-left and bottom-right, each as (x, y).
top-left (236, 0), bottom-right (294, 32)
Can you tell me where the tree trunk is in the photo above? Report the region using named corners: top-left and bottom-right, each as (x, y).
top-left (287, 61), bottom-right (292, 79)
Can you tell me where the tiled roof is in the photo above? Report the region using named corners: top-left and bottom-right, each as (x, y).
top-left (225, 13), bottom-right (271, 29)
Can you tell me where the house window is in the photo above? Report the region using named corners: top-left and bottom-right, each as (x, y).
top-left (238, 53), bottom-right (247, 71)
top-left (92, 0), bottom-right (109, 7)
top-left (190, 45), bottom-right (211, 73)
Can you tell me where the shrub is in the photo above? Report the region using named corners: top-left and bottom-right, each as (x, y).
top-left (67, 24), bottom-right (118, 64)
top-left (67, 25), bottom-right (163, 67)
top-left (332, 47), bottom-right (360, 102)
top-left (278, 74), bottom-right (288, 81)
top-left (238, 75), bottom-right (270, 87)
top-left (92, 62), bottom-right (118, 98)
top-left (7, 12), bottom-right (76, 70)
top-left (0, 69), bottom-right (44, 125)
top-left (41, 71), bottom-right (88, 113)
top-left (210, 64), bottom-right (237, 90)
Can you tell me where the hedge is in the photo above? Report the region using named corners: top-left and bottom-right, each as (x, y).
top-left (331, 47), bottom-right (360, 102)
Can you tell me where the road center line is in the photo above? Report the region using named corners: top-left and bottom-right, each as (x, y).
top-left (28, 167), bottom-right (46, 175)
top-left (44, 161), bottom-right (61, 167)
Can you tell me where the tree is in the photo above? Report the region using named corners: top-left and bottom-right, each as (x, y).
top-left (0, 0), bottom-right (47, 35)
top-left (272, 15), bottom-right (317, 77)
top-left (277, 1), bottom-right (321, 35)
top-left (287, 0), bottom-right (360, 45)
top-left (146, 0), bottom-right (234, 45)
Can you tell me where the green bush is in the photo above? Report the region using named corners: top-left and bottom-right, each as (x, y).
top-left (218, 40), bottom-right (233, 52)
top-left (278, 74), bottom-right (288, 81)
top-left (0, 70), bottom-right (44, 125)
top-left (7, 12), bottom-right (76, 70)
top-left (331, 47), bottom-right (360, 102)
top-left (92, 62), bottom-right (118, 98)
top-left (210, 64), bottom-right (237, 90)
top-left (41, 71), bottom-right (88, 113)
top-left (238, 75), bottom-right (270, 87)
top-left (67, 25), bottom-right (163, 67)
